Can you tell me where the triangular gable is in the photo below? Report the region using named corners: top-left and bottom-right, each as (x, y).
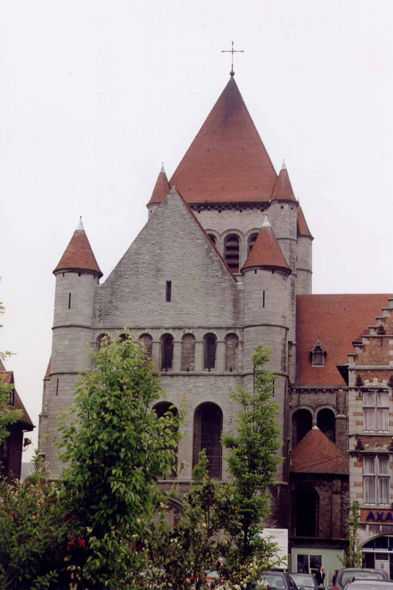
top-left (96, 188), bottom-right (240, 327)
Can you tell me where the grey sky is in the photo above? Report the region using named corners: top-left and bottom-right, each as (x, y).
top-left (1, 0), bottom-right (392, 459)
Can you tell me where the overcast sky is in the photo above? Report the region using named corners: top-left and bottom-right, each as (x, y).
top-left (1, 0), bottom-right (393, 460)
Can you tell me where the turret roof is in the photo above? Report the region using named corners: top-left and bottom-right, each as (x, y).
top-left (291, 426), bottom-right (348, 474)
top-left (242, 216), bottom-right (291, 273)
top-left (148, 164), bottom-right (170, 206)
top-left (169, 77), bottom-right (277, 204)
top-left (53, 219), bottom-right (103, 278)
top-left (297, 206), bottom-right (313, 239)
top-left (270, 162), bottom-right (297, 203)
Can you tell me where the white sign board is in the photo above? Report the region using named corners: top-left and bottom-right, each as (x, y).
top-left (261, 528), bottom-right (288, 567)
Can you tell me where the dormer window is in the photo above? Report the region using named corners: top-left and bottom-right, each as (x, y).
top-left (311, 341), bottom-right (325, 367)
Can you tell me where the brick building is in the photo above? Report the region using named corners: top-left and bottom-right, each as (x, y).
top-left (39, 74), bottom-right (393, 576)
top-left (1, 361), bottom-right (34, 480)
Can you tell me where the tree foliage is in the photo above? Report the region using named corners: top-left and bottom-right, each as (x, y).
top-left (341, 502), bottom-right (363, 568)
top-left (55, 333), bottom-right (184, 588)
top-left (0, 281), bottom-right (23, 453)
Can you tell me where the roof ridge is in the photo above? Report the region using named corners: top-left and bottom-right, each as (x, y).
top-left (169, 186), bottom-right (238, 282)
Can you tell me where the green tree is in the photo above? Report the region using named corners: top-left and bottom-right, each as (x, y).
top-left (138, 451), bottom-right (236, 590)
top-left (0, 282), bottom-right (23, 450)
top-left (0, 453), bottom-right (66, 589)
top-left (56, 333), bottom-right (184, 588)
top-left (140, 345), bottom-right (282, 589)
top-left (341, 502), bottom-right (363, 568)
top-left (221, 344), bottom-right (283, 580)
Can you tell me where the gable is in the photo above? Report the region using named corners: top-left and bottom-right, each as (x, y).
top-left (95, 191), bottom-right (241, 327)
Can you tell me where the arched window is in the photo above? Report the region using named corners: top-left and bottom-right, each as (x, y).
top-left (139, 333), bottom-right (153, 359)
top-left (153, 401), bottom-right (179, 477)
top-left (96, 333), bottom-right (110, 349)
top-left (204, 333), bottom-right (217, 370)
top-left (292, 409), bottom-right (312, 447)
top-left (181, 334), bottom-right (195, 371)
top-left (207, 234), bottom-right (216, 246)
top-left (161, 334), bottom-right (174, 370)
top-left (225, 333), bottom-right (239, 371)
top-left (317, 408), bottom-right (336, 443)
top-left (248, 232), bottom-right (259, 254)
top-left (224, 234), bottom-right (240, 273)
top-left (292, 487), bottom-right (319, 537)
top-left (193, 402), bottom-right (223, 479)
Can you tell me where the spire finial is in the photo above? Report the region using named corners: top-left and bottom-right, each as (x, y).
top-left (161, 162), bottom-right (165, 174)
top-left (262, 214), bottom-right (271, 228)
top-left (76, 216), bottom-right (84, 231)
top-left (281, 160), bottom-right (286, 171)
top-left (222, 41), bottom-right (244, 77)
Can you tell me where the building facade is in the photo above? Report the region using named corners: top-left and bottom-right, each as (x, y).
top-left (39, 75), bottom-right (393, 577)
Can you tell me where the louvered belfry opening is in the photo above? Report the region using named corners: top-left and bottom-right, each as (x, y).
top-left (224, 234), bottom-right (240, 272)
top-left (248, 232), bottom-right (258, 254)
top-left (161, 334), bottom-right (174, 370)
top-left (193, 402), bottom-right (223, 479)
top-left (204, 333), bottom-right (217, 370)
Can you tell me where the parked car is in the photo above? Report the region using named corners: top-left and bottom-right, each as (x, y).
top-left (252, 571), bottom-right (300, 590)
top-left (290, 573), bottom-right (319, 590)
top-left (334, 569), bottom-right (389, 590)
top-left (342, 581), bottom-right (393, 590)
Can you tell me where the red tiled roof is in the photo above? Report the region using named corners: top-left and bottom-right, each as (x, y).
top-left (54, 223), bottom-right (103, 278)
top-left (242, 220), bottom-right (291, 273)
top-left (296, 294), bottom-right (393, 386)
top-left (148, 166), bottom-right (170, 206)
top-left (169, 77), bottom-right (277, 204)
top-left (297, 206), bottom-right (313, 239)
top-left (271, 165), bottom-right (297, 203)
top-left (0, 370), bottom-right (34, 429)
top-left (291, 427), bottom-right (348, 474)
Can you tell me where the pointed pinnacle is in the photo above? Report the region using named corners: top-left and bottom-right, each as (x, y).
top-left (262, 214), bottom-right (271, 228)
top-left (76, 217), bottom-right (84, 231)
top-left (281, 160), bottom-right (286, 171)
top-left (161, 162), bottom-right (165, 174)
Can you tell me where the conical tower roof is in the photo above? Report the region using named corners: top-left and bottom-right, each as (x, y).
top-left (271, 162), bottom-right (297, 203)
top-left (170, 77), bottom-right (277, 204)
top-left (53, 219), bottom-right (103, 278)
top-left (148, 164), bottom-right (170, 206)
top-left (291, 426), bottom-right (348, 474)
top-left (242, 216), bottom-right (291, 273)
top-left (297, 206), bottom-right (313, 239)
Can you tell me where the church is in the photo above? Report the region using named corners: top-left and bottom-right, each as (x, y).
top-left (39, 73), bottom-right (393, 577)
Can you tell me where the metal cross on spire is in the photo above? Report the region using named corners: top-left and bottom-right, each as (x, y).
top-left (222, 41), bottom-right (244, 77)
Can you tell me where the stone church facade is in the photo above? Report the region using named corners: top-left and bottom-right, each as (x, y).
top-left (39, 75), bottom-right (393, 576)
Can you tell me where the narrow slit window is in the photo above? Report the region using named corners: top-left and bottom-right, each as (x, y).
top-left (262, 291), bottom-right (266, 308)
top-left (56, 378), bottom-right (59, 396)
top-left (68, 293), bottom-right (72, 309)
top-left (166, 281), bottom-right (172, 302)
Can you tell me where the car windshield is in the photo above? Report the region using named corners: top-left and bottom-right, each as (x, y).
top-left (256, 574), bottom-right (286, 590)
top-left (291, 576), bottom-right (314, 587)
top-left (342, 573), bottom-right (387, 584)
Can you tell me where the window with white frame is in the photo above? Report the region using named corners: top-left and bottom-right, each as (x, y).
top-left (363, 390), bottom-right (389, 432)
top-left (363, 455), bottom-right (390, 505)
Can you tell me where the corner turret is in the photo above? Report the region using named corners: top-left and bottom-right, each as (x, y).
top-left (242, 216), bottom-right (291, 483)
top-left (39, 219), bottom-right (102, 475)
